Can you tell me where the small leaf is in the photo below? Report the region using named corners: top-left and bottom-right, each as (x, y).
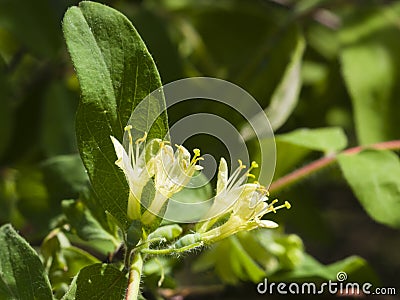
top-left (41, 230), bottom-right (100, 295)
top-left (230, 236), bottom-right (266, 282)
top-left (62, 199), bottom-right (120, 250)
top-left (276, 127), bottom-right (348, 153)
top-left (338, 149), bottom-right (400, 228)
top-left (63, 1), bottom-right (168, 229)
top-left (0, 224), bottom-right (53, 300)
top-left (263, 127), bottom-right (347, 181)
top-left (74, 263), bottom-right (128, 300)
top-left (61, 275), bottom-right (78, 300)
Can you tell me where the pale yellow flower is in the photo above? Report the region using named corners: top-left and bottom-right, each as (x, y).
top-left (141, 143), bottom-right (203, 225)
top-left (197, 158), bottom-right (290, 243)
top-left (110, 126), bottom-right (160, 220)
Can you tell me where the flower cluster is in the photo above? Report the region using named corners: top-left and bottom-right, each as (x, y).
top-left (195, 158), bottom-right (290, 244)
top-left (111, 129), bottom-right (290, 246)
top-left (111, 126), bottom-right (203, 224)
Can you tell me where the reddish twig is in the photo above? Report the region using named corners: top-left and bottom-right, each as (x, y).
top-left (269, 140), bottom-right (400, 193)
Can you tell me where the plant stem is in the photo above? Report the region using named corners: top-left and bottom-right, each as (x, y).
top-left (141, 241), bottom-right (204, 255)
top-left (125, 253), bottom-right (143, 300)
top-left (269, 140), bottom-right (400, 193)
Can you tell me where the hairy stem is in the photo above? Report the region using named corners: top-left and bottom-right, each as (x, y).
top-left (269, 140), bottom-right (400, 193)
top-left (126, 253), bottom-right (143, 300)
top-left (141, 241), bottom-right (204, 255)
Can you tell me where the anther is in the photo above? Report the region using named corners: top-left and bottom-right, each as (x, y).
top-left (269, 199), bottom-right (278, 213)
top-left (136, 132), bottom-right (148, 144)
top-left (124, 125), bottom-right (132, 131)
top-left (124, 125), bottom-right (133, 145)
top-left (273, 200), bottom-right (291, 212)
top-left (284, 201), bottom-right (291, 209)
top-left (238, 159), bottom-right (246, 169)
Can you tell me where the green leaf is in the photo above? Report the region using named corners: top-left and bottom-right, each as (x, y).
top-left (62, 199), bottom-right (120, 250)
top-left (72, 263), bottom-right (128, 300)
top-left (0, 224), bottom-right (53, 300)
top-left (276, 127), bottom-right (348, 153)
top-left (41, 229), bottom-right (100, 295)
top-left (263, 127), bottom-right (347, 180)
top-left (340, 3), bottom-right (400, 144)
top-left (230, 236), bottom-right (266, 282)
top-left (61, 275), bottom-right (77, 300)
top-left (242, 29), bottom-right (305, 138)
top-left (338, 149), bottom-right (400, 228)
top-left (62, 1), bottom-right (168, 229)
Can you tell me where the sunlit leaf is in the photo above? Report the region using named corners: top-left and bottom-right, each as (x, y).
top-left (63, 1), bottom-right (168, 230)
top-left (262, 127), bottom-right (347, 181)
top-left (67, 263), bottom-right (128, 300)
top-left (338, 149), bottom-right (400, 229)
top-left (0, 224), bottom-right (53, 300)
top-left (62, 199), bottom-right (120, 250)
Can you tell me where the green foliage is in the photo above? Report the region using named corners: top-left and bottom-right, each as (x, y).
top-left (338, 150), bottom-right (400, 228)
top-left (63, 264), bottom-right (128, 300)
top-left (1, 0), bottom-right (400, 299)
top-left (41, 229), bottom-right (100, 296)
top-left (273, 127), bottom-right (347, 179)
top-left (340, 2), bottom-right (400, 145)
top-left (62, 199), bottom-right (120, 250)
top-left (193, 230), bottom-right (304, 284)
top-left (62, 1), bottom-right (169, 230)
top-left (0, 224), bottom-right (53, 300)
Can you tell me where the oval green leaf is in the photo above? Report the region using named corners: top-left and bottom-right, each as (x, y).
top-left (62, 1), bottom-right (168, 229)
top-left (0, 224), bottom-right (53, 300)
top-left (338, 149), bottom-right (400, 228)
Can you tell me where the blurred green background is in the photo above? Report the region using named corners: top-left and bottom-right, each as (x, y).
top-left (1, 0), bottom-right (400, 299)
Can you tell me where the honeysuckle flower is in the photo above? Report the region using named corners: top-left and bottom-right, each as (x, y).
top-left (110, 125), bottom-right (160, 220)
top-left (197, 158), bottom-right (290, 243)
top-left (141, 143), bottom-right (203, 225)
top-left (197, 158), bottom-right (260, 232)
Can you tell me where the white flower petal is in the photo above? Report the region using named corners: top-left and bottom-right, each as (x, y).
top-left (216, 158), bottom-right (228, 194)
top-left (110, 136), bottom-right (135, 185)
top-left (258, 220), bottom-right (279, 228)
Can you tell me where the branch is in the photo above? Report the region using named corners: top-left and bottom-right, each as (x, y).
top-left (269, 140), bottom-right (400, 193)
top-left (126, 253), bottom-right (143, 300)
